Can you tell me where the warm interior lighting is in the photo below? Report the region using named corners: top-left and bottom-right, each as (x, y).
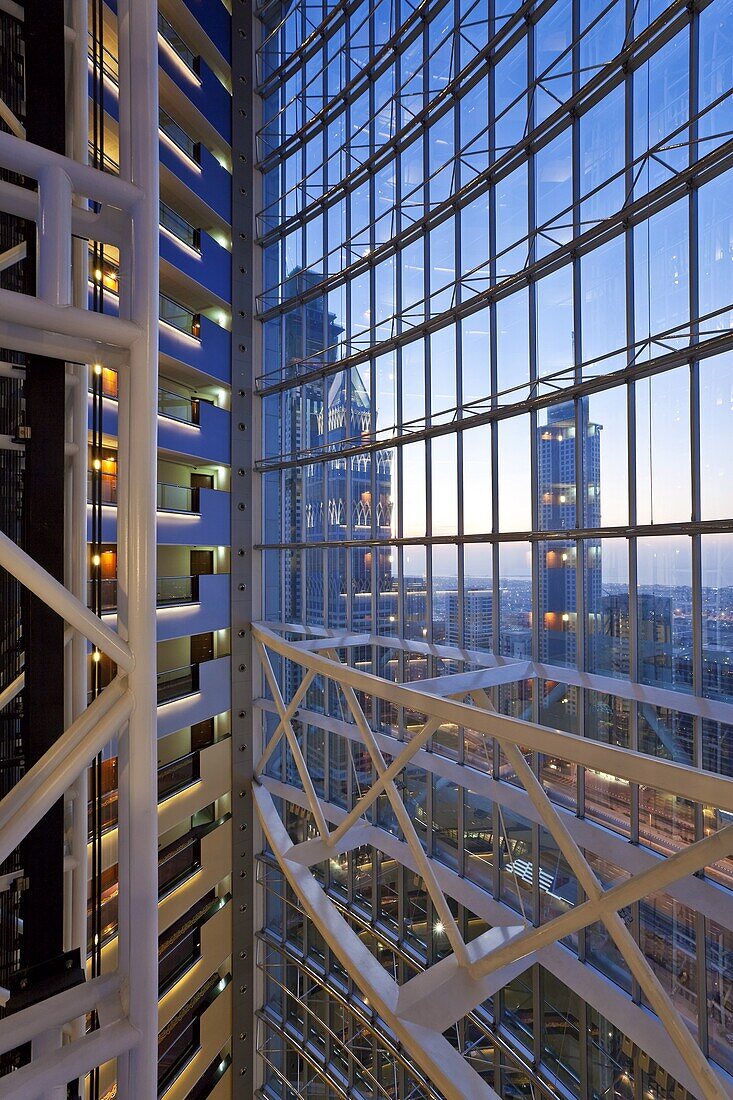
top-left (93, 458), bottom-right (102, 470)
top-left (91, 554), bottom-right (101, 567)
top-left (93, 363), bottom-right (103, 375)
top-left (92, 651), bottom-right (101, 663)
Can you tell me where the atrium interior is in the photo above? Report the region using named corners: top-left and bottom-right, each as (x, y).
top-left (0, 0), bottom-right (732, 1097)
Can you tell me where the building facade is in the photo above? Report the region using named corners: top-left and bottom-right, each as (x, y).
top-left (1, 1), bottom-right (234, 1097)
top-left (88, 4), bottom-right (236, 1095)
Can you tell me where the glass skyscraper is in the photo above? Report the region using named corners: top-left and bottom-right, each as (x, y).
top-left (249, 0), bottom-right (733, 1095)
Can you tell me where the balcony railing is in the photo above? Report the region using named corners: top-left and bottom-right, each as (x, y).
top-left (159, 925), bottom-right (200, 997)
top-left (158, 385), bottom-right (200, 424)
top-left (159, 292), bottom-right (200, 338)
top-left (87, 819), bottom-right (228, 951)
top-left (88, 577), bottom-right (118, 612)
top-left (158, 749), bottom-right (200, 800)
top-left (88, 574), bottom-right (199, 612)
top-left (89, 480), bottom-right (198, 512)
top-left (157, 12), bottom-right (199, 75)
top-left (185, 1052), bottom-right (232, 1100)
top-left (88, 880), bottom-right (119, 953)
top-left (87, 787), bottom-right (119, 836)
top-left (88, 33), bottom-right (119, 84)
top-left (158, 1009), bottom-right (198, 1096)
top-left (158, 892), bottom-right (219, 996)
top-left (160, 200), bottom-right (200, 250)
top-left (157, 972), bottom-right (226, 1095)
top-left (156, 482), bottom-right (198, 513)
top-left (157, 664), bottom-right (199, 705)
top-left (158, 830), bottom-right (201, 897)
top-left (158, 574), bottom-right (199, 604)
top-left (85, 739), bottom-right (215, 837)
top-left (159, 107), bottom-right (199, 164)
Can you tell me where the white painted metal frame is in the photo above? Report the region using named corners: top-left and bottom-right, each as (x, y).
top-left (253, 622), bottom-right (733, 1100)
top-left (0, 0), bottom-right (160, 1094)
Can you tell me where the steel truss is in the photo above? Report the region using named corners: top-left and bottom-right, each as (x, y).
top-left (253, 622), bottom-right (733, 1100)
top-left (0, 0), bottom-right (159, 1094)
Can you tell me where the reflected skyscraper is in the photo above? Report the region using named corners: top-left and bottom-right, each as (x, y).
top-left (537, 399), bottom-right (601, 667)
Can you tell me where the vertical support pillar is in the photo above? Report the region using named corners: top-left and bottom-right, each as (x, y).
top-left (20, 0), bottom-right (67, 973)
top-left (36, 166), bottom-right (72, 307)
top-left (232, 0), bottom-right (259, 1089)
top-left (115, 0), bottom-right (160, 1094)
top-left (68, 0), bottom-right (90, 981)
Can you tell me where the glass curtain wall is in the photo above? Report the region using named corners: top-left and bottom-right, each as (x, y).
top-left (254, 0), bottom-right (733, 1093)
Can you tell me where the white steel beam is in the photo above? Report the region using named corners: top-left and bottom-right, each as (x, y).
top-left (254, 627), bottom-right (733, 1100)
top-left (255, 693), bottom-right (733, 928)
top-left (322, 714), bottom-right (442, 851)
top-left (0, 1020), bottom-right (139, 1100)
top-left (0, 684), bottom-right (132, 867)
top-left (112, 0), bottom-right (161, 1093)
top-left (0, 671), bottom-right (23, 712)
top-left (255, 666), bottom-right (317, 774)
top-left (255, 638), bottom-right (331, 839)
top-left (263, 770), bottom-right (732, 1099)
top-left (0, 241), bottom-right (26, 273)
top-left (0, 529), bottom-right (133, 671)
top-left (330, 661), bottom-right (469, 968)
top-left (469, 689), bottom-right (729, 1100)
top-left (0, 128), bottom-right (140, 209)
top-left (255, 782), bottom-right (501, 1100)
top-left (0, 0), bottom-right (160, 1092)
top-left (0, 973), bottom-right (121, 1057)
top-left (252, 625), bottom-right (733, 812)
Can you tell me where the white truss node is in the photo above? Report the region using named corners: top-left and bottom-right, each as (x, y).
top-left (0, 0), bottom-right (160, 1094)
top-left (252, 622), bottom-right (733, 1100)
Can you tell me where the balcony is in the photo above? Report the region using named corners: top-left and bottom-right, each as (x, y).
top-left (86, 738), bottom-right (231, 875)
top-left (158, 735), bottom-right (231, 836)
top-left (158, 827), bottom-right (203, 897)
top-left (157, 36), bottom-right (231, 147)
top-left (89, 485), bottom-right (230, 546)
top-left (178, 0), bottom-right (231, 63)
top-left (157, 572), bottom-right (230, 642)
top-left (159, 893), bottom-right (230, 1029)
top-left (158, 815), bottom-right (232, 935)
top-left (157, 663), bottom-right (199, 706)
top-left (157, 655), bottom-right (231, 739)
top-left (84, 271), bottom-right (231, 387)
top-left (87, 62), bottom-right (230, 224)
top-left (89, 386), bottom-right (230, 466)
top-left (97, 573), bottom-right (229, 642)
top-left (160, 397), bottom-right (229, 465)
top-left (160, 127), bottom-right (230, 224)
top-left (158, 972), bottom-right (232, 1099)
top-left (159, 312), bottom-right (231, 387)
top-left (159, 223), bottom-right (231, 306)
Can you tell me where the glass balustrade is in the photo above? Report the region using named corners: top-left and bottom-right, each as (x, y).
top-left (158, 385), bottom-right (200, 424)
top-left (159, 292), bottom-right (200, 337)
top-left (156, 482), bottom-right (197, 512)
top-left (156, 664), bottom-right (199, 704)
